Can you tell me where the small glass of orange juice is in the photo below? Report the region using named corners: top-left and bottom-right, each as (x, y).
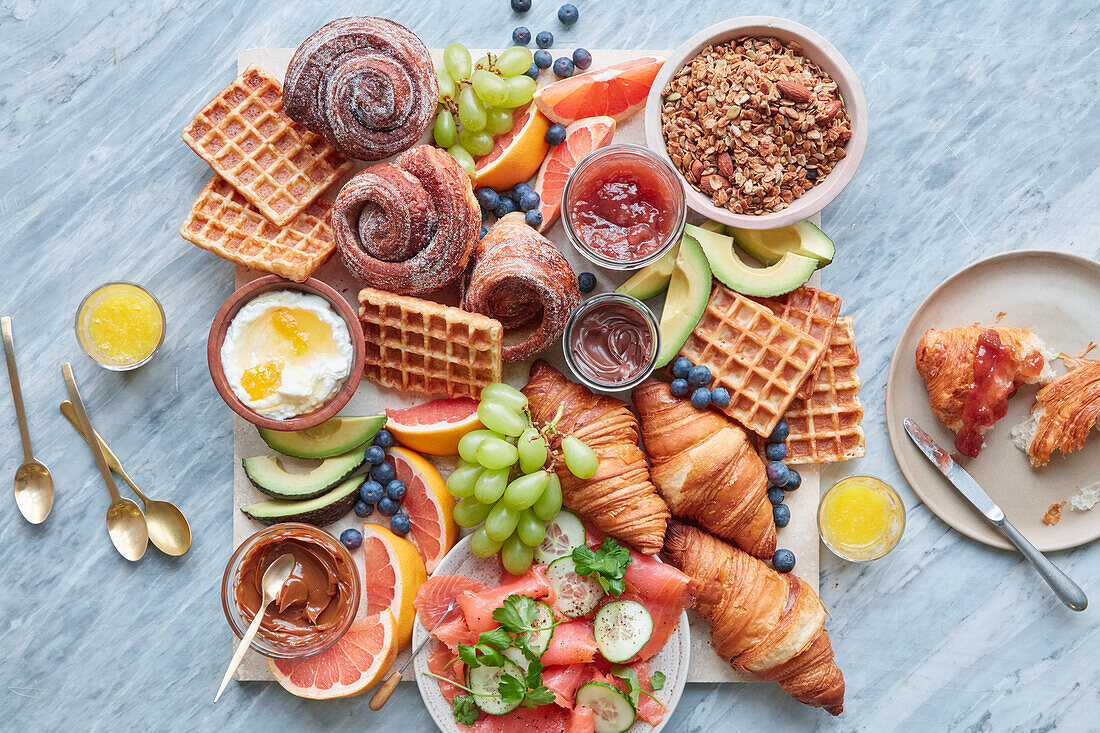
top-left (75, 282), bottom-right (165, 371)
top-left (819, 475), bottom-right (905, 561)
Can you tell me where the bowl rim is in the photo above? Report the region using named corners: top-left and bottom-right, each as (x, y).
top-left (206, 274), bottom-right (365, 431)
top-left (643, 15), bottom-right (868, 229)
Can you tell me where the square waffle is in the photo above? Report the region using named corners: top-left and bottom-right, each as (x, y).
top-left (181, 65), bottom-right (350, 226)
top-left (784, 316), bottom-right (865, 464)
top-left (680, 283), bottom-right (827, 437)
top-left (180, 175), bottom-right (335, 282)
top-left (357, 288), bottom-right (503, 399)
top-left (754, 286), bottom-right (843, 398)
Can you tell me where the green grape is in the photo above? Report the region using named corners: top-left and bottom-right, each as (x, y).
top-left (562, 435), bottom-right (599, 479)
top-left (475, 436), bottom-right (519, 470)
top-left (458, 429), bottom-right (498, 463)
top-left (446, 464), bottom-right (482, 499)
top-left (497, 45), bottom-right (534, 77)
top-left (474, 54), bottom-right (490, 71)
top-left (453, 498), bottom-right (493, 528)
top-left (470, 526), bottom-right (504, 558)
top-left (457, 86), bottom-right (487, 131)
top-left (485, 502), bottom-right (520, 542)
top-left (447, 144), bottom-right (476, 175)
top-left (502, 470), bottom-right (550, 511)
top-left (433, 109), bottom-right (457, 148)
top-left (437, 69), bottom-right (456, 101)
top-left (481, 383), bottom-right (529, 412)
top-left (477, 400), bottom-right (526, 437)
top-left (532, 472), bottom-right (563, 520)
top-left (458, 128), bottom-right (495, 157)
top-left (443, 42), bottom-right (472, 80)
top-left (471, 69), bottom-right (509, 107)
top-left (500, 75), bottom-right (538, 108)
top-left (485, 107), bottom-right (515, 135)
top-left (517, 508), bottom-right (547, 546)
top-left (474, 467), bottom-right (510, 504)
top-left (501, 531), bottom-right (535, 575)
top-left (517, 427), bottom-right (548, 474)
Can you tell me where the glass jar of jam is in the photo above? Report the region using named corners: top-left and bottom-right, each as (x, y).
top-left (562, 144), bottom-right (686, 270)
top-left (563, 293), bottom-right (660, 392)
top-left (818, 476), bottom-right (906, 562)
top-left (221, 523), bottom-right (360, 659)
top-left (75, 282), bottom-right (166, 371)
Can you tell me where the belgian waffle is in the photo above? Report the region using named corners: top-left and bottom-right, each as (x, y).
top-left (181, 66), bottom-right (350, 225)
top-left (180, 175), bottom-right (335, 282)
top-left (357, 288), bottom-right (503, 399)
top-left (754, 286), bottom-right (842, 398)
top-left (679, 284), bottom-right (827, 437)
top-left (784, 316), bottom-right (865, 464)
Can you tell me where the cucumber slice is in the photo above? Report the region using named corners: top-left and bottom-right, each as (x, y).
top-left (575, 681), bottom-right (636, 733)
top-left (467, 659), bottom-right (524, 716)
top-left (534, 510), bottom-right (586, 564)
top-left (547, 556), bottom-right (603, 618)
top-left (594, 600), bottom-right (653, 664)
top-left (502, 646), bottom-right (529, 672)
top-left (525, 600), bottom-right (555, 655)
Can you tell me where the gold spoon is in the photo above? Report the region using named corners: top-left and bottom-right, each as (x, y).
top-left (62, 363), bottom-right (148, 561)
top-left (215, 552), bottom-right (296, 702)
top-left (59, 401), bottom-right (192, 557)
top-left (2, 317), bottom-right (54, 524)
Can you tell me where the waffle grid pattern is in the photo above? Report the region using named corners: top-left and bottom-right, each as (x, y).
top-left (755, 286), bottom-right (842, 398)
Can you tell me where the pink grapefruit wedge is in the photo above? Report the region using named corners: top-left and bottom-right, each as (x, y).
top-left (385, 397), bottom-right (482, 456)
top-left (533, 56), bottom-right (666, 125)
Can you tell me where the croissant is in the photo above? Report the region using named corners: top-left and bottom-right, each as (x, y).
top-left (633, 380), bottom-right (776, 559)
top-left (1012, 350), bottom-right (1100, 467)
top-left (663, 521), bottom-right (845, 715)
top-left (522, 361), bottom-right (670, 555)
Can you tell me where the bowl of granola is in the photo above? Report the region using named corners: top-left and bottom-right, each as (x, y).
top-left (644, 17), bottom-right (867, 229)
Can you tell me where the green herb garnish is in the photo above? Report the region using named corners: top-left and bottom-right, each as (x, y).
top-left (572, 537), bottom-right (633, 596)
top-left (651, 670), bottom-right (666, 690)
top-left (452, 694), bottom-right (480, 725)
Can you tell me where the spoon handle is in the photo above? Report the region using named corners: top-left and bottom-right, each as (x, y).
top-left (2, 317), bottom-right (33, 463)
top-left (215, 599), bottom-right (268, 702)
top-left (58, 401), bottom-right (147, 503)
top-left (61, 363), bottom-right (123, 503)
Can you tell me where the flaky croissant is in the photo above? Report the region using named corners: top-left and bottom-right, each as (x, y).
top-left (663, 522), bottom-right (844, 715)
top-left (1012, 352), bottom-right (1100, 467)
top-left (633, 380), bottom-right (776, 559)
top-left (523, 361), bottom-right (670, 555)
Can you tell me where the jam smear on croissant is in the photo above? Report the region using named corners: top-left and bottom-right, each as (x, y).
top-left (956, 329), bottom-right (1043, 457)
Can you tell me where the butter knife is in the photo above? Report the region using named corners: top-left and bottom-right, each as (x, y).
top-left (903, 417), bottom-right (1087, 612)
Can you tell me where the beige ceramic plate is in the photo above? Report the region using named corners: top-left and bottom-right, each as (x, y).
top-left (886, 250), bottom-right (1100, 551)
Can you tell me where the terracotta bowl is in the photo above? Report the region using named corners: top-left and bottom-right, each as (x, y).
top-left (207, 275), bottom-right (365, 432)
top-left (643, 16), bottom-right (868, 230)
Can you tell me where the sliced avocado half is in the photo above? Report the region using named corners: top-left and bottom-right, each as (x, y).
top-left (240, 474), bottom-right (365, 527)
top-left (258, 414), bottom-right (387, 459)
top-left (688, 223), bottom-right (817, 297)
top-left (727, 220), bottom-right (834, 267)
top-left (243, 447), bottom-right (367, 501)
top-left (615, 240), bottom-right (681, 300)
top-left (654, 234), bottom-right (711, 367)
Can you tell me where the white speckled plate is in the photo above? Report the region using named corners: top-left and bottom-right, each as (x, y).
top-left (886, 250), bottom-right (1100, 551)
top-left (411, 535), bottom-right (690, 733)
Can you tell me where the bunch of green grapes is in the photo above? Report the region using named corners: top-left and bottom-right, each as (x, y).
top-left (434, 42), bottom-right (538, 175)
top-left (447, 382), bottom-right (599, 574)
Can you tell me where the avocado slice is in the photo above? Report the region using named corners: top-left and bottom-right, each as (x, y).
top-left (697, 219), bottom-right (725, 233)
top-left (243, 447), bottom-right (367, 501)
top-left (258, 415), bottom-right (387, 459)
top-left (688, 224), bottom-right (817, 297)
top-left (240, 474), bottom-right (365, 527)
top-left (615, 240), bottom-right (681, 300)
top-left (655, 234), bottom-right (711, 367)
top-left (727, 220), bottom-right (835, 267)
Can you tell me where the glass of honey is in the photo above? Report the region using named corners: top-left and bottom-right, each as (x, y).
top-left (819, 475), bottom-right (905, 561)
top-left (75, 282), bottom-right (165, 371)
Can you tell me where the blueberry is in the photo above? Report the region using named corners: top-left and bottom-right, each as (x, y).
top-left (772, 549), bottom-right (796, 573)
top-left (511, 182), bottom-right (533, 202)
top-left (545, 124), bottom-right (567, 145)
top-left (768, 419), bottom-right (789, 444)
top-left (371, 461), bottom-right (396, 485)
top-left (534, 49), bottom-right (553, 69)
top-left (767, 486), bottom-right (785, 506)
top-left (670, 378), bottom-right (690, 398)
top-left (511, 0), bottom-right (531, 12)
top-left (366, 445), bottom-right (386, 465)
top-left (785, 468), bottom-right (802, 492)
top-left (553, 57), bottom-right (574, 79)
top-left (390, 512), bottom-right (412, 535)
top-left (687, 365), bottom-right (711, 388)
top-left (475, 187), bottom-right (500, 212)
top-left (766, 460), bottom-right (790, 487)
top-left (536, 31), bottom-right (554, 49)
top-left (710, 387), bottom-right (730, 407)
top-left (353, 500), bottom-right (374, 518)
top-left (340, 528), bottom-right (363, 550)
top-left (480, 225), bottom-right (488, 239)
top-left (512, 26), bottom-right (531, 46)
top-left (525, 209), bottom-right (543, 228)
top-left (386, 479), bottom-right (407, 500)
top-left (577, 272), bottom-right (597, 293)
top-left (495, 197), bottom-right (517, 218)
top-left (671, 356), bottom-right (693, 379)
top-left (557, 3), bottom-right (579, 25)
top-left (773, 503), bottom-right (791, 528)
top-left (378, 496), bottom-right (401, 516)
top-left (764, 442), bottom-right (787, 462)
top-left (525, 62), bottom-right (540, 80)
top-left (572, 48), bottom-right (592, 70)
top-left (519, 190), bottom-right (541, 212)
top-left (374, 429), bottom-right (394, 449)
top-left (360, 480), bottom-right (384, 503)
top-left (690, 387), bottom-right (712, 409)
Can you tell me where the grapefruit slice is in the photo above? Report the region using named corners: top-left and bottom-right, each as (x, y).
top-left (533, 116), bottom-right (616, 232)
top-left (384, 397), bottom-right (482, 456)
top-left (533, 56), bottom-right (666, 125)
top-left (361, 523), bottom-right (426, 648)
top-left (385, 447), bottom-right (457, 573)
top-left (268, 611), bottom-right (396, 699)
top-left (473, 101), bottom-right (551, 191)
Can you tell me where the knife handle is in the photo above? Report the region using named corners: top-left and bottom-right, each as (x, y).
top-left (999, 520), bottom-right (1088, 611)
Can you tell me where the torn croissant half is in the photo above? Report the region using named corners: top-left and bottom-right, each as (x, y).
top-left (1012, 347), bottom-right (1100, 467)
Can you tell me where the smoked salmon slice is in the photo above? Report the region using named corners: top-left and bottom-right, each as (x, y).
top-left (415, 575), bottom-right (488, 628)
top-left (566, 705), bottom-right (595, 733)
top-left (622, 549), bottom-right (694, 662)
top-left (426, 640), bottom-right (465, 704)
top-left (541, 619), bottom-right (597, 667)
top-left (543, 664), bottom-right (586, 709)
top-left (458, 564), bottom-right (554, 633)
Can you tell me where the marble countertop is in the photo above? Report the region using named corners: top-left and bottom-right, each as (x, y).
top-left (2, 1), bottom-right (1098, 731)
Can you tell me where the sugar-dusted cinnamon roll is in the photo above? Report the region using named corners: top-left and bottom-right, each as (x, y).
top-left (333, 145), bottom-right (480, 295)
top-left (283, 17), bottom-right (437, 161)
top-left (462, 213), bottom-right (580, 362)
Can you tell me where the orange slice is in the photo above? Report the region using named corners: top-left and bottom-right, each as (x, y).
top-left (473, 101), bottom-right (551, 191)
top-left (533, 116), bottom-right (617, 232)
top-left (360, 523), bottom-right (426, 648)
top-left (384, 446), bottom-right (457, 573)
top-left (385, 396), bottom-right (482, 456)
top-left (533, 56), bottom-right (666, 125)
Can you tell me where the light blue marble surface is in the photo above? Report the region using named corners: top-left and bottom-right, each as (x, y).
top-left (2, 0), bottom-right (1099, 731)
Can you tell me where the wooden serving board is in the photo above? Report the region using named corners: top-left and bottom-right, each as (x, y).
top-left (228, 48), bottom-right (822, 684)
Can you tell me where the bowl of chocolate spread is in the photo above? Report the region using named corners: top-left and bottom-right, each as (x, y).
top-left (563, 293), bottom-right (661, 392)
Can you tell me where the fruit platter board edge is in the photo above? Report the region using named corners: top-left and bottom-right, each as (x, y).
top-left (227, 47), bottom-right (822, 685)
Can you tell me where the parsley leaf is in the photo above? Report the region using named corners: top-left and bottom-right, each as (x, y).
top-left (452, 694), bottom-right (480, 726)
top-left (572, 537), bottom-right (633, 596)
top-left (651, 671), bottom-right (666, 690)
top-left (475, 643), bottom-right (506, 668)
top-left (610, 665), bottom-right (642, 708)
top-left (478, 628), bottom-right (513, 650)
top-left (498, 672), bottom-right (526, 704)
top-left (457, 644), bottom-right (480, 670)
top-left (493, 594), bottom-right (540, 634)
top-left (522, 659), bottom-right (556, 708)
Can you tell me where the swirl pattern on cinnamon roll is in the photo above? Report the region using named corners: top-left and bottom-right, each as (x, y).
top-left (463, 213), bottom-right (580, 362)
top-left (283, 17), bottom-right (437, 161)
top-left (333, 145), bottom-right (480, 295)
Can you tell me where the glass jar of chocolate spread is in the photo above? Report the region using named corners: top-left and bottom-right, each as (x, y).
top-left (563, 293), bottom-right (661, 392)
